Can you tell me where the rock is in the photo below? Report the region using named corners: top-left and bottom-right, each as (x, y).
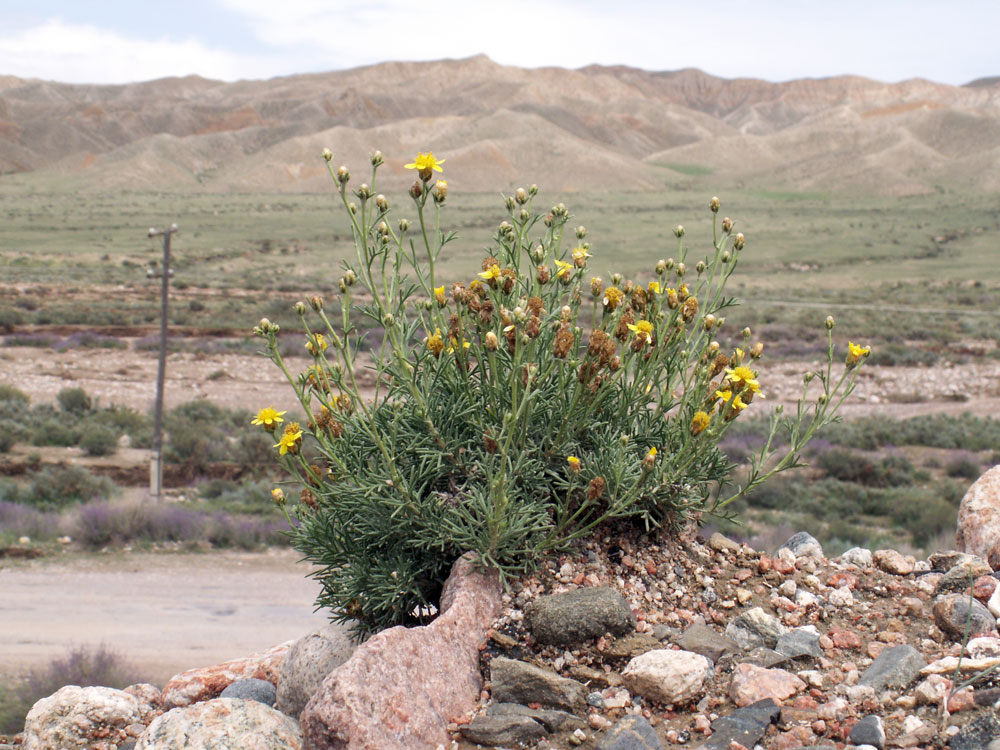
top-left (220, 678), bottom-right (277, 706)
top-left (858, 644), bottom-right (926, 690)
top-left (135, 697), bottom-right (301, 749)
top-left (725, 607), bottom-right (786, 651)
top-left (621, 649), bottom-right (712, 705)
top-left (967, 635), bottom-right (1000, 658)
top-left (485, 702), bottom-right (583, 732)
top-left (22, 686), bottom-right (142, 750)
top-left (597, 714), bottom-right (664, 750)
top-left (741, 647), bottom-right (790, 668)
top-left (775, 628), bottom-right (823, 660)
top-left (161, 640), bottom-right (290, 709)
top-left (828, 586), bottom-right (854, 607)
top-left (838, 547), bottom-right (873, 568)
top-left (935, 560), bottom-right (995, 595)
top-left (122, 683), bottom-right (161, 723)
top-left (949, 714), bottom-right (1000, 750)
top-left (700, 699), bottom-right (781, 750)
top-left (777, 531), bottom-right (823, 560)
top-left (957, 465), bottom-right (1000, 569)
top-left (604, 633), bottom-right (663, 659)
top-left (913, 673), bottom-right (952, 705)
top-left (275, 623), bottom-right (359, 717)
top-left (300, 551), bottom-right (502, 750)
top-left (674, 623), bottom-right (741, 663)
top-left (929, 550), bottom-right (985, 572)
top-left (849, 715), bottom-right (885, 750)
top-left (490, 657), bottom-right (586, 710)
top-left (932, 593), bottom-right (997, 639)
top-left (459, 714), bottom-right (547, 746)
top-left (707, 532), bottom-right (741, 553)
top-left (990, 584), bottom-right (1000, 619)
top-left (872, 549), bottom-right (914, 575)
top-left (526, 587), bottom-right (636, 646)
top-left (728, 663), bottom-right (806, 707)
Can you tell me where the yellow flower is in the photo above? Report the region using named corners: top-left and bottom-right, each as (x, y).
top-left (627, 319), bottom-right (655, 343)
top-left (732, 347), bottom-right (745, 364)
top-left (478, 264), bottom-right (501, 281)
top-left (271, 488), bottom-right (286, 507)
top-left (715, 389), bottom-right (748, 416)
top-left (648, 281), bottom-right (661, 295)
top-left (555, 259), bottom-right (574, 281)
top-left (404, 151), bottom-right (445, 178)
top-left (305, 333), bottom-right (328, 355)
top-left (572, 247), bottom-right (591, 268)
top-left (567, 456), bottom-right (581, 474)
top-left (603, 286), bottom-right (623, 310)
top-left (251, 407), bottom-right (286, 429)
top-left (427, 328), bottom-right (444, 357)
top-left (726, 365), bottom-right (759, 390)
top-left (275, 423), bottom-right (303, 455)
top-left (846, 341), bottom-right (871, 368)
top-left (447, 337), bottom-right (471, 354)
top-left (434, 285), bottom-right (447, 306)
top-left (690, 411), bottom-right (711, 436)
top-left (642, 446), bottom-right (658, 469)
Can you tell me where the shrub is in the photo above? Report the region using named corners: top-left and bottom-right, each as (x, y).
top-left (57, 387), bottom-right (92, 415)
top-left (78, 422), bottom-right (118, 456)
top-left (816, 448), bottom-right (915, 487)
top-left (0, 384), bottom-right (30, 406)
top-left (255, 151), bottom-right (867, 634)
top-left (31, 418), bottom-right (79, 448)
top-left (945, 455), bottom-right (981, 480)
top-left (16, 466), bottom-right (116, 510)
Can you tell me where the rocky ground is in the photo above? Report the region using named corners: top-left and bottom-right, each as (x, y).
top-left (446, 523), bottom-right (1000, 750)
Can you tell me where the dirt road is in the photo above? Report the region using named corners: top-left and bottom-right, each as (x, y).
top-left (0, 549), bottom-right (329, 684)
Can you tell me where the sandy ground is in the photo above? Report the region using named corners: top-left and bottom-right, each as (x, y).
top-left (0, 548), bottom-right (329, 685)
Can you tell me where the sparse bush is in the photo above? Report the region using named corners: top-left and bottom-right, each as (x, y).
top-left (816, 448), bottom-right (915, 488)
top-left (256, 151), bottom-right (867, 634)
top-left (946, 455), bottom-right (981, 480)
top-left (78, 422), bottom-right (118, 456)
top-left (57, 387), bottom-right (92, 415)
top-left (10, 466), bottom-right (116, 510)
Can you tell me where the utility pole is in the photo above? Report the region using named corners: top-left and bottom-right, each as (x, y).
top-left (147, 224), bottom-right (178, 501)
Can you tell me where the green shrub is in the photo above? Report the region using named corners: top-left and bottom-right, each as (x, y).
top-left (254, 153), bottom-right (868, 635)
top-left (0, 384), bottom-right (30, 406)
top-left (31, 418), bottom-right (79, 447)
top-left (816, 448), bottom-right (915, 487)
top-left (946, 456), bottom-right (981, 480)
top-left (57, 387), bottom-right (93, 415)
top-left (14, 466), bottom-right (116, 509)
top-left (78, 422), bottom-right (118, 456)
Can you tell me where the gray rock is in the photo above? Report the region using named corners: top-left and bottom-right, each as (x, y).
top-left (724, 607), bottom-right (786, 651)
top-left (220, 678), bottom-right (276, 706)
top-left (777, 531), bottom-right (823, 559)
top-left (849, 714), bottom-right (885, 750)
top-left (22, 686), bottom-right (142, 750)
top-left (674, 623), bottom-right (740, 663)
top-left (950, 714), bottom-right (1000, 750)
top-left (597, 714), bottom-right (664, 750)
top-left (935, 560), bottom-right (994, 595)
top-left (136, 698), bottom-right (302, 750)
top-left (459, 714), bottom-right (547, 745)
top-left (526, 587), bottom-right (636, 646)
top-left (485, 702), bottom-right (583, 732)
top-left (740, 647), bottom-right (790, 668)
top-left (118, 744), bottom-right (136, 750)
top-left (587, 691), bottom-right (606, 707)
top-left (929, 550), bottom-right (985, 573)
top-left (858, 645), bottom-right (926, 690)
top-left (275, 623), bottom-right (358, 717)
top-left (490, 657), bottom-right (586, 710)
top-left (775, 628), bottom-right (823, 660)
top-left (838, 547), bottom-right (873, 568)
top-left (698, 698), bottom-right (780, 750)
top-left (932, 593), bottom-right (997, 639)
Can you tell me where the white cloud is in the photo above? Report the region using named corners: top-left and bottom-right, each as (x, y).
top-left (0, 19), bottom-right (272, 84)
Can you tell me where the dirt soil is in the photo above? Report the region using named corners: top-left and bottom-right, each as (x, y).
top-left (0, 548), bottom-right (328, 685)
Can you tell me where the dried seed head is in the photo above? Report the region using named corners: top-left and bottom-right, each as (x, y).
top-left (409, 181), bottom-right (422, 199)
top-left (553, 328), bottom-right (574, 358)
top-left (537, 265), bottom-right (551, 284)
top-left (680, 296), bottom-right (699, 322)
top-left (586, 476), bottom-right (606, 501)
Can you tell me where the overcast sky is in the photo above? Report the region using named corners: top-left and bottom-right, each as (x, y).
top-left (1, 1), bottom-right (996, 86)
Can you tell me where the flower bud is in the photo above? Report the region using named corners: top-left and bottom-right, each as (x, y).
top-left (733, 233), bottom-right (745, 250)
top-left (519, 208), bottom-right (530, 222)
top-left (531, 244), bottom-right (545, 263)
top-left (433, 180), bottom-right (447, 202)
top-left (825, 315), bottom-right (835, 330)
top-left (642, 446), bottom-right (657, 469)
top-left (375, 194), bottom-right (388, 212)
top-left (310, 295), bottom-right (324, 312)
top-left (722, 216), bottom-right (733, 233)
top-left (673, 225), bottom-right (685, 238)
top-left (609, 355), bottom-right (620, 371)
top-left (721, 251), bottom-right (731, 263)
top-left (257, 317), bottom-right (273, 333)
top-left (655, 259), bottom-right (667, 275)
top-left (804, 371), bottom-right (815, 383)
top-left (271, 488), bottom-right (286, 507)
top-left (716, 316), bottom-right (725, 328)
top-left (537, 265), bottom-right (550, 284)
top-left (750, 342), bottom-right (764, 359)
top-left (515, 187), bottom-right (528, 205)
top-left (339, 279), bottom-right (347, 293)
top-left (528, 184), bottom-right (538, 196)
top-left (611, 272), bottom-right (623, 286)
top-left (356, 183), bottom-right (371, 200)
top-left (703, 314), bottom-right (716, 330)
top-left (409, 181), bottom-right (423, 199)
top-left (322, 148), bottom-right (333, 162)
top-left (485, 331), bottom-right (498, 351)
top-left (676, 262), bottom-right (686, 277)
top-left (554, 203), bottom-right (567, 217)
top-left (708, 340), bottom-right (720, 353)
top-left (348, 202), bottom-right (357, 215)
top-left (294, 301), bottom-right (306, 316)
top-left (344, 269), bottom-right (357, 286)
top-left (383, 313), bottom-right (395, 327)
top-left (576, 225), bottom-right (587, 239)
top-left (818, 394), bottom-right (828, 405)
top-left (398, 218), bottom-right (409, 232)
top-left (560, 305), bottom-right (572, 322)
top-left (505, 196), bottom-right (516, 211)
top-left (620, 435), bottom-right (630, 447)
top-left (377, 221), bottom-right (389, 236)
top-left (590, 277), bottom-right (603, 297)
top-left (695, 260), bottom-right (706, 274)
top-left (336, 165), bottom-right (350, 184)
top-left (710, 196), bottom-right (720, 213)
top-left (370, 150), bottom-right (383, 166)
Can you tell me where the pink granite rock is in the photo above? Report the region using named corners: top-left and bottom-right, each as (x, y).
top-left (729, 663), bottom-right (806, 707)
top-left (160, 640), bottom-right (292, 709)
top-left (957, 465), bottom-right (1000, 569)
top-left (300, 552), bottom-right (502, 750)
top-left (22, 686), bottom-right (142, 750)
top-left (136, 697), bottom-right (302, 750)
